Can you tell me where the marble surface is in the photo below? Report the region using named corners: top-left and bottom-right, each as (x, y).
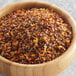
top-left (0, 0), bottom-right (76, 76)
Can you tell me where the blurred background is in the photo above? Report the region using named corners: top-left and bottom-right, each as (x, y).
top-left (0, 0), bottom-right (76, 76)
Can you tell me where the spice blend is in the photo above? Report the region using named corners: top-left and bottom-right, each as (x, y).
top-left (0, 8), bottom-right (72, 64)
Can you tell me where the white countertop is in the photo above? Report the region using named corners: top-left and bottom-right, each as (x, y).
top-left (0, 0), bottom-right (76, 76)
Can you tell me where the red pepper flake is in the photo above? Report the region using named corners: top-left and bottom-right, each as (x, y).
top-left (0, 8), bottom-right (72, 64)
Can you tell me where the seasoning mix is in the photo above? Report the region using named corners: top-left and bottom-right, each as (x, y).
top-left (0, 8), bottom-right (72, 64)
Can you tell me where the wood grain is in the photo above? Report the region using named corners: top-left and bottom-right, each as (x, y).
top-left (0, 61), bottom-right (3, 73)
top-left (16, 67), bottom-right (25, 76)
top-left (10, 65), bottom-right (17, 76)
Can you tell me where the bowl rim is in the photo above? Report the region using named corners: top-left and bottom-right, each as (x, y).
top-left (0, 1), bottom-right (76, 68)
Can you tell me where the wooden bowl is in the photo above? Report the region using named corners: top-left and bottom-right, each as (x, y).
top-left (0, 1), bottom-right (76, 76)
